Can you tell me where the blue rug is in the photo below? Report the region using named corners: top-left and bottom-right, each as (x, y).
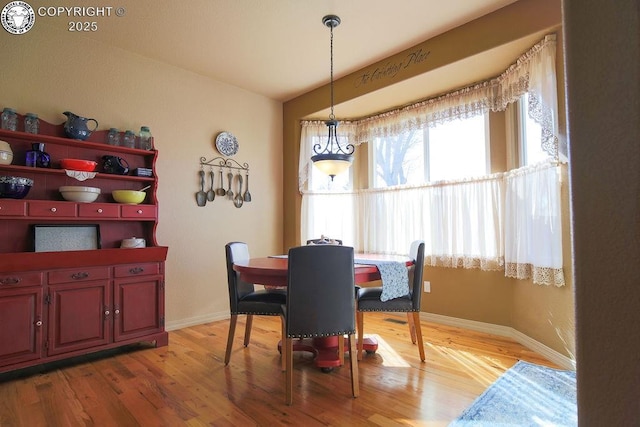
top-left (450, 360), bottom-right (577, 426)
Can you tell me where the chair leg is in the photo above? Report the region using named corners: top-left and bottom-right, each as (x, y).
top-left (338, 334), bottom-right (345, 366)
top-left (224, 314), bottom-right (238, 365)
top-left (412, 311), bottom-right (426, 362)
top-left (243, 314), bottom-right (254, 347)
top-left (347, 333), bottom-right (360, 398)
top-left (407, 312), bottom-right (417, 344)
top-left (285, 337), bottom-right (293, 405)
top-left (281, 315), bottom-right (286, 372)
top-left (356, 311), bottom-right (364, 360)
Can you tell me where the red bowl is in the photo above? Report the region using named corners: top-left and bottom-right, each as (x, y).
top-left (60, 158), bottom-right (97, 172)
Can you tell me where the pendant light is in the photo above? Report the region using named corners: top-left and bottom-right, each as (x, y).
top-left (311, 15), bottom-right (354, 180)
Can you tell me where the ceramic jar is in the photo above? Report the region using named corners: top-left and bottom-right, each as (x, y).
top-left (0, 139), bottom-right (13, 165)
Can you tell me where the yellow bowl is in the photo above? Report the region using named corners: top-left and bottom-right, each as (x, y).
top-left (112, 190), bottom-right (146, 204)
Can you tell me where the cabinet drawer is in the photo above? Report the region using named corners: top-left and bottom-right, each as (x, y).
top-left (0, 200), bottom-right (26, 216)
top-left (121, 204), bottom-right (157, 219)
top-left (79, 203), bottom-right (119, 218)
top-left (0, 271), bottom-right (44, 288)
top-left (114, 263), bottom-right (160, 278)
top-left (28, 201), bottom-right (77, 218)
top-left (48, 267), bottom-right (110, 284)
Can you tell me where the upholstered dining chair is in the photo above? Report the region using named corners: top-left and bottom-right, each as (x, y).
top-left (281, 245), bottom-right (359, 405)
top-left (224, 242), bottom-right (287, 366)
top-left (356, 240), bottom-right (426, 362)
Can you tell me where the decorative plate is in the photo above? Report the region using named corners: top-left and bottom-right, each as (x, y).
top-left (215, 131), bottom-right (239, 157)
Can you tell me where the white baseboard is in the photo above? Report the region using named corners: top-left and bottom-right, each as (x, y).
top-left (166, 311), bottom-right (228, 332)
top-left (420, 312), bottom-right (576, 370)
top-left (166, 310), bottom-right (575, 370)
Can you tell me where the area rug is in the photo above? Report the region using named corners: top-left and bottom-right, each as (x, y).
top-left (450, 360), bottom-right (577, 426)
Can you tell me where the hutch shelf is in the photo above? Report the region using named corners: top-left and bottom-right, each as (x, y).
top-left (0, 117), bottom-right (168, 374)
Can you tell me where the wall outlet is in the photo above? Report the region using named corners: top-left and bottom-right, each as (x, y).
top-left (423, 281), bottom-right (431, 293)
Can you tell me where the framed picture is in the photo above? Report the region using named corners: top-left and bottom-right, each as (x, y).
top-left (32, 224), bottom-right (101, 252)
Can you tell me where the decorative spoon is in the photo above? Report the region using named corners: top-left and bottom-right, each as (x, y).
top-left (243, 171), bottom-right (251, 202)
top-left (227, 171), bottom-right (234, 200)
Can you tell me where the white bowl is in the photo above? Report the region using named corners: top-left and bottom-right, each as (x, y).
top-left (59, 186), bottom-right (101, 203)
top-left (120, 237), bottom-right (146, 248)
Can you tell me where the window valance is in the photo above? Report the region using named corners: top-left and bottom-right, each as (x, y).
top-left (299, 34), bottom-right (560, 190)
top-left (354, 34), bottom-right (559, 156)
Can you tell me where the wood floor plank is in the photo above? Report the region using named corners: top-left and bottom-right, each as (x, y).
top-left (0, 313), bottom-right (561, 426)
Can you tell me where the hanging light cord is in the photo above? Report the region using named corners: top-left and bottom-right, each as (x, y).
top-left (329, 22), bottom-right (335, 121)
top-left (311, 14), bottom-right (354, 167)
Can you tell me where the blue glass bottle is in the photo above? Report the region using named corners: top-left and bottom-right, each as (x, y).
top-left (25, 143), bottom-right (51, 168)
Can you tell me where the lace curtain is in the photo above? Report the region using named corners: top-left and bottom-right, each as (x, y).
top-left (504, 162), bottom-right (565, 286)
top-left (303, 177), bottom-right (504, 268)
top-left (301, 162), bottom-right (565, 286)
top-left (301, 191), bottom-right (357, 245)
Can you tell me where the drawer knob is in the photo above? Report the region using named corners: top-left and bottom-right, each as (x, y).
top-left (104, 309), bottom-right (110, 316)
top-left (129, 267), bottom-right (144, 274)
top-left (50, 207), bottom-right (57, 212)
top-left (71, 272), bottom-right (89, 280)
top-left (0, 277), bottom-right (21, 285)
top-left (35, 320), bottom-right (43, 327)
top-left (137, 209), bottom-right (143, 214)
top-left (114, 309), bottom-right (120, 315)
top-left (97, 208), bottom-right (103, 213)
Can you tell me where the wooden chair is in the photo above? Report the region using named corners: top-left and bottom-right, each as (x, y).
top-left (224, 242), bottom-right (287, 366)
top-left (281, 245), bottom-right (359, 405)
top-left (356, 240), bottom-right (426, 362)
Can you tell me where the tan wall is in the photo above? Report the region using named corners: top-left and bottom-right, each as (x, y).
top-left (283, 0), bottom-right (575, 358)
top-left (564, 0), bottom-right (639, 422)
top-left (424, 268), bottom-right (514, 325)
top-left (0, 22), bottom-right (283, 328)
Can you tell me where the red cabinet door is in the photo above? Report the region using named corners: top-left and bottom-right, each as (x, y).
top-left (113, 275), bottom-right (164, 342)
top-left (47, 281), bottom-right (111, 356)
top-left (0, 287), bottom-right (43, 367)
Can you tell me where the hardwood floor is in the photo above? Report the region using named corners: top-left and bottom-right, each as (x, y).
top-left (0, 313), bottom-right (557, 426)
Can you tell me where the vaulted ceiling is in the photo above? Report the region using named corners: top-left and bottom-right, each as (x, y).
top-left (36, 0), bottom-right (531, 103)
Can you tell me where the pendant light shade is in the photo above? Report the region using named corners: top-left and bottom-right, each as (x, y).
top-left (311, 15), bottom-right (354, 180)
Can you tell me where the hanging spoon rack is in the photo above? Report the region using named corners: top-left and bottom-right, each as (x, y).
top-left (199, 156), bottom-right (249, 172)
top-left (196, 156), bottom-right (250, 207)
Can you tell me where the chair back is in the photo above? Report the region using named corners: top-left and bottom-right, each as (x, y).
top-left (225, 242), bottom-right (256, 313)
top-left (409, 240), bottom-right (426, 310)
top-left (286, 245), bottom-right (355, 338)
top-left (306, 237), bottom-right (343, 245)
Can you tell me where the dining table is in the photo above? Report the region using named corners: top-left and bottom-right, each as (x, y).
top-left (232, 253), bottom-right (413, 370)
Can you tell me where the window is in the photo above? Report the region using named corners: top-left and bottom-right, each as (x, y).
top-left (519, 93), bottom-right (553, 166)
top-left (372, 113), bottom-right (488, 188)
